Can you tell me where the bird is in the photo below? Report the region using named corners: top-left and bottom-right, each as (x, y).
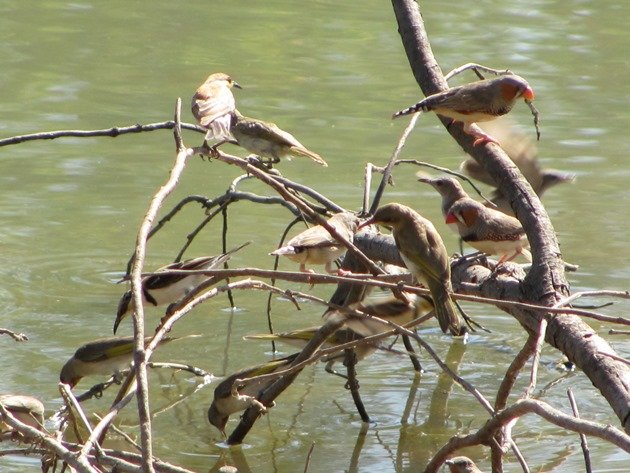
top-left (0, 394), bottom-right (45, 434)
top-left (358, 203), bottom-right (463, 335)
top-left (229, 109), bottom-right (328, 166)
top-left (270, 212), bottom-right (359, 274)
top-left (324, 292), bottom-right (435, 338)
top-left (191, 72), bottom-right (242, 143)
top-left (114, 242), bottom-right (249, 333)
top-left (244, 326), bottom-right (377, 375)
top-left (207, 353), bottom-right (298, 436)
top-left (59, 336), bottom-right (177, 388)
top-left (445, 456), bottom-right (485, 473)
top-left (393, 74), bottom-right (535, 146)
top-left (419, 176), bottom-right (530, 262)
top-left (459, 118), bottom-right (575, 215)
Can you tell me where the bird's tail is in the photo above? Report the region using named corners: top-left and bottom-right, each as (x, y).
top-left (289, 146), bottom-right (328, 167)
top-left (392, 101), bottom-right (428, 119)
top-left (428, 282), bottom-right (464, 336)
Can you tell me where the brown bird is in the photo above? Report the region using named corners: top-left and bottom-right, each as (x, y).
top-left (419, 176), bottom-right (530, 262)
top-left (191, 72), bottom-right (242, 142)
top-left (358, 203), bottom-right (463, 335)
top-left (244, 326), bottom-right (376, 374)
top-left (114, 242), bottom-right (249, 333)
top-left (459, 118), bottom-right (575, 215)
top-left (230, 109), bottom-right (327, 166)
top-left (207, 353), bottom-right (298, 436)
top-left (0, 395), bottom-right (45, 434)
top-left (393, 74), bottom-right (535, 146)
top-left (270, 212), bottom-right (358, 274)
top-left (445, 456), bottom-right (485, 473)
top-left (325, 292), bottom-right (435, 338)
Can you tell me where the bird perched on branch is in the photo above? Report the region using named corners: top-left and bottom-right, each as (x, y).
top-left (358, 203), bottom-right (463, 335)
top-left (393, 74), bottom-right (535, 146)
top-left (325, 292), bottom-right (434, 338)
top-left (270, 212), bottom-right (358, 274)
top-left (0, 395), bottom-right (45, 434)
top-left (114, 242), bottom-right (249, 333)
top-left (459, 118), bottom-right (575, 215)
top-left (59, 335), bottom-right (178, 388)
top-left (191, 72), bottom-right (242, 143)
top-left (445, 456), bottom-right (485, 473)
top-left (419, 176), bottom-right (530, 263)
top-left (207, 353), bottom-right (298, 436)
top-left (229, 109), bottom-right (327, 166)
top-left (244, 326), bottom-right (376, 375)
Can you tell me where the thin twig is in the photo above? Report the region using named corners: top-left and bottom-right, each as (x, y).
top-left (126, 99), bottom-right (191, 473)
top-left (525, 318), bottom-right (548, 398)
top-left (369, 112), bottom-right (421, 214)
top-left (567, 388), bottom-right (592, 473)
top-left (303, 442), bottom-right (316, 473)
top-left (0, 121), bottom-right (205, 147)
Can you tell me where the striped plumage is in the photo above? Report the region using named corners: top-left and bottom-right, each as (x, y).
top-left (420, 176), bottom-right (530, 262)
top-left (114, 242), bottom-right (249, 333)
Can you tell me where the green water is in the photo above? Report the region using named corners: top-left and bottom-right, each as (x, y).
top-left (1, 1), bottom-right (629, 471)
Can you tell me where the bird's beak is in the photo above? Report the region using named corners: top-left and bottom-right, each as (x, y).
top-left (233, 81), bottom-right (243, 90)
top-left (417, 177), bottom-right (432, 184)
top-left (445, 212), bottom-right (459, 224)
top-left (522, 86), bottom-right (535, 101)
top-left (357, 218), bottom-right (375, 230)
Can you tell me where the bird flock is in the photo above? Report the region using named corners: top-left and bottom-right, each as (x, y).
top-left (2, 70), bottom-right (573, 469)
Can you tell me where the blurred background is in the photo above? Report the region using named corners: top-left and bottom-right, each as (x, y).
top-left (1, 0), bottom-right (629, 471)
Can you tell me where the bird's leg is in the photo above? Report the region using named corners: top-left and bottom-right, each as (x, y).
top-left (463, 123), bottom-right (501, 146)
top-left (299, 264), bottom-right (317, 289)
top-left (324, 360), bottom-right (347, 379)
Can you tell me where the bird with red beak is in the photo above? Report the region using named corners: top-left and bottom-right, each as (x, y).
top-left (393, 74), bottom-right (535, 146)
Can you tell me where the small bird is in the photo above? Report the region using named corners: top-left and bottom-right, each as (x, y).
top-left (358, 203), bottom-right (463, 335)
top-left (245, 326), bottom-right (376, 373)
top-left (191, 72), bottom-right (242, 142)
top-left (445, 456), bottom-right (485, 473)
top-left (459, 118), bottom-right (575, 215)
top-left (393, 74), bottom-right (535, 146)
top-left (59, 336), bottom-right (177, 388)
top-left (207, 353), bottom-right (298, 436)
top-left (0, 395), bottom-right (45, 434)
top-left (419, 176), bottom-right (530, 262)
top-left (114, 242), bottom-right (249, 333)
top-left (270, 212), bottom-right (359, 274)
top-left (326, 292), bottom-right (434, 338)
top-left (229, 109), bottom-right (327, 166)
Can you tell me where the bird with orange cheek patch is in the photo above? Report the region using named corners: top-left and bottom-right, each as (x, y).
top-left (419, 176), bottom-right (530, 263)
top-left (393, 74), bottom-right (535, 146)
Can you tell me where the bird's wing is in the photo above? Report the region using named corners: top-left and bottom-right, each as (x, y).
top-left (214, 353), bottom-right (299, 399)
top-left (74, 338), bottom-right (135, 362)
top-left (192, 85), bottom-right (236, 127)
top-left (481, 208), bottom-right (526, 238)
top-left (286, 225), bottom-right (338, 248)
top-left (235, 118), bottom-right (304, 148)
top-left (395, 225), bottom-right (450, 286)
top-left (143, 243), bottom-right (248, 291)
